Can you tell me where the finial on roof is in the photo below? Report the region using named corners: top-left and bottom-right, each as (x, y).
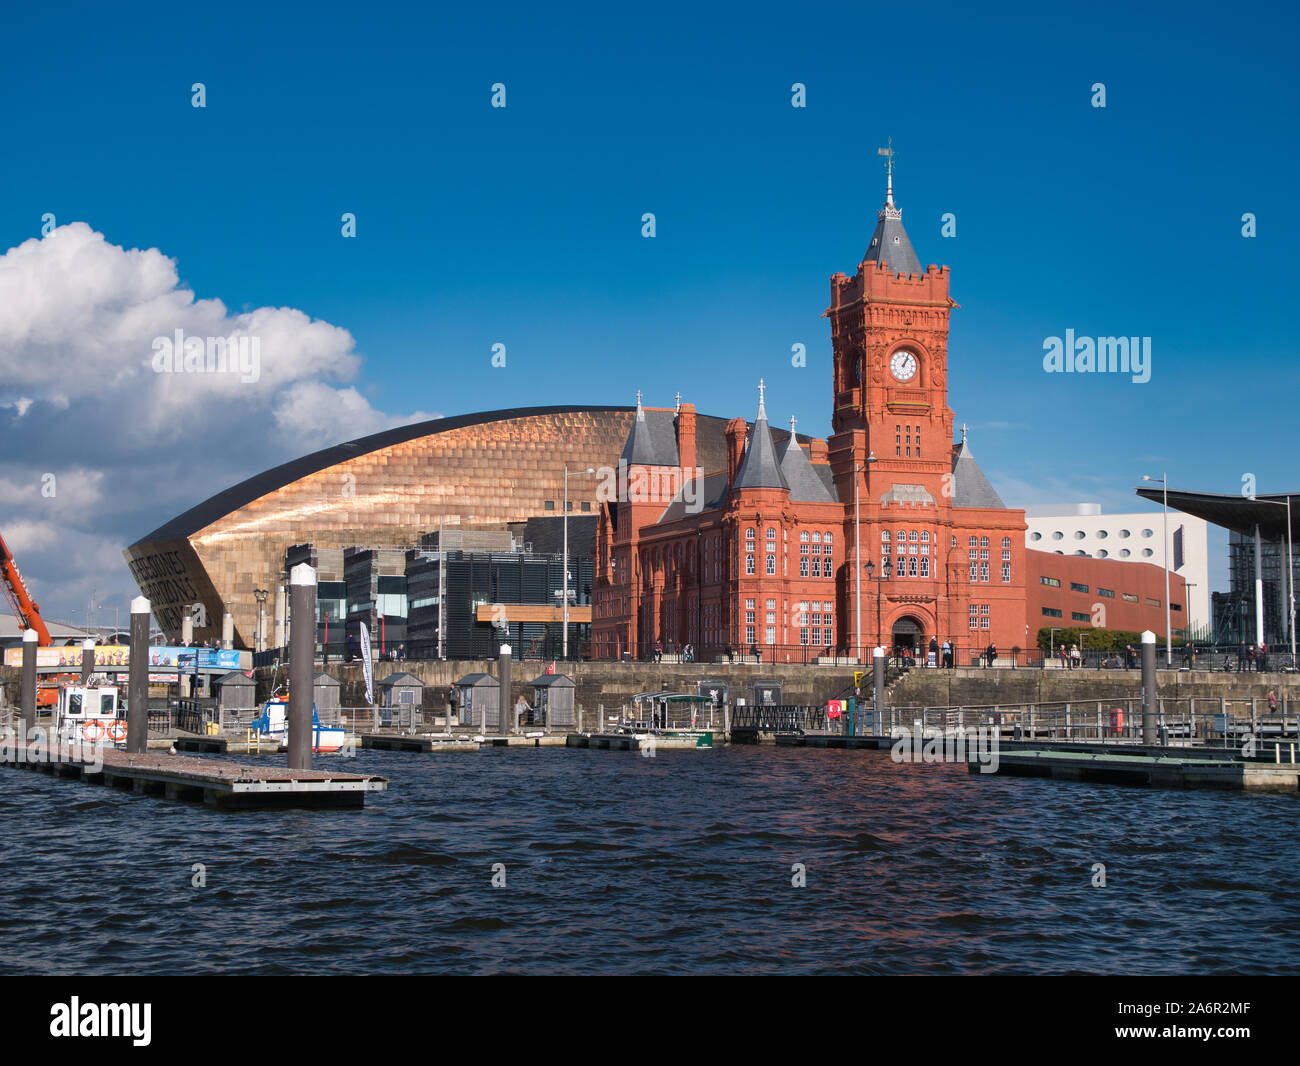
top-left (961, 422), bottom-right (968, 445)
top-left (877, 137), bottom-right (895, 208)
top-left (635, 389), bottom-right (644, 419)
top-left (674, 391), bottom-right (682, 412)
top-left (757, 378), bottom-right (767, 421)
top-left (789, 415), bottom-right (797, 439)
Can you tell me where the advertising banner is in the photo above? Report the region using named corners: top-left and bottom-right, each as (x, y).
top-left (3, 644), bottom-right (245, 669)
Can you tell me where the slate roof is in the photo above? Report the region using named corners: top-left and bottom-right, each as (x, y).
top-left (950, 440), bottom-right (1007, 509)
top-left (657, 472), bottom-right (730, 524)
top-left (620, 405), bottom-right (679, 467)
top-left (780, 437), bottom-right (837, 503)
top-left (863, 205), bottom-right (923, 277)
top-left (734, 403), bottom-right (788, 492)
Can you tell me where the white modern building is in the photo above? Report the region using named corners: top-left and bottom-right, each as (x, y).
top-left (1023, 504), bottom-right (1210, 637)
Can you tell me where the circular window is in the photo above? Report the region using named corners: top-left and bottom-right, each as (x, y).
top-left (1075, 550), bottom-right (1087, 556)
top-left (1142, 529), bottom-right (1154, 538)
top-left (1119, 529), bottom-right (1130, 538)
top-left (1142, 548), bottom-right (1154, 557)
top-left (1097, 530), bottom-right (1108, 540)
top-left (1098, 549), bottom-right (1109, 558)
top-left (1052, 531), bottom-right (1064, 541)
top-left (1074, 531), bottom-right (1086, 540)
top-left (1030, 532), bottom-right (1042, 541)
top-left (1119, 549), bottom-right (1131, 558)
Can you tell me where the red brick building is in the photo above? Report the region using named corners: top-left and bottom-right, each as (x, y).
top-left (1026, 551), bottom-right (1187, 639)
top-left (593, 173), bottom-right (1029, 661)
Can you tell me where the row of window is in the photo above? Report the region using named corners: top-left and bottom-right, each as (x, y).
top-left (968, 604), bottom-right (991, 629)
top-left (1039, 575), bottom-right (1163, 607)
top-left (1031, 528), bottom-right (1156, 541)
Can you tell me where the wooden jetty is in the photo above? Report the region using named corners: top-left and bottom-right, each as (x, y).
top-left (974, 744), bottom-right (1300, 792)
top-left (568, 732), bottom-right (714, 751)
top-left (360, 732), bottom-right (567, 752)
top-left (0, 741), bottom-right (387, 809)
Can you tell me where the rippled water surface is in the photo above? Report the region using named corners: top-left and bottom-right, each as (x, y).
top-left (2, 746), bottom-right (1297, 974)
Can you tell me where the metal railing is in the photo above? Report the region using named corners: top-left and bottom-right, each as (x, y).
top-left (860, 696), bottom-right (1299, 750)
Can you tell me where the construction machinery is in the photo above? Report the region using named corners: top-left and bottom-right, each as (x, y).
top-left (0, 531), bottom-right (51, 645)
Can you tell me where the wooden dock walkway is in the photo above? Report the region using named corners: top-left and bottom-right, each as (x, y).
top-left (1, 742), bottom-right (388, 809)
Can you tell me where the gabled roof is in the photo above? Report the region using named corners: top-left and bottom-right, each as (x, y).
top-left (620, 398), bottom-right (679, 467)
top-left (734, 391), bottom-right (788, 492)
top-left (780, 436), bottom-right (837, 503)
top-left (657, 472), bottom-right (730, 524)
top-left (950, 440), bottom-right (1006, 509)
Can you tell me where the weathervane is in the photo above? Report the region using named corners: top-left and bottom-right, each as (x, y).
top-left (877, 137), bottom-right (895, 206)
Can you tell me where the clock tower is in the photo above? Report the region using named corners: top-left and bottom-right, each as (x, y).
top-left (825, 153), bottom-right (957, 514)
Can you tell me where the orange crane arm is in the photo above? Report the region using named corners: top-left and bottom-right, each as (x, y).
top-left (0, 532), bottom-right (52, 645)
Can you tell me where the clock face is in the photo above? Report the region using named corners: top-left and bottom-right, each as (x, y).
top-left (890, 350), bottom-right (918, 382)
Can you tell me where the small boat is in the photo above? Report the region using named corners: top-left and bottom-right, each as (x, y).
top-left (54, 678), bottom-right (127, 747)
top-left (250, 694), bottom-right (347, 754)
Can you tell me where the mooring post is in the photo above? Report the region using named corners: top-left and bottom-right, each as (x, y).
top-left (873, 646), bottom-right (885, 734)
top-left (80, 638), bottom-right (95, 685)
top-left (19, 627), bottom-right (37, 739)
top-left (1141, 629), bottom-right (1157, 745)
top-left (287, 563), bottom-right (316, 770)
top-left (498, 644), bottom-right (512, 736)
top-left (126, 595), bottom-right (150, 753)
top-left (180, 609), bottom-right (193, 699)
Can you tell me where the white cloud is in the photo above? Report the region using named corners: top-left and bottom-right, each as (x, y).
top-left (0, 223), bottom-right (438, 622)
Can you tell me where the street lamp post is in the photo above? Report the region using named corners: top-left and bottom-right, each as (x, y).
top-left (563, 465), bottom-right (596, 661)
top-left (855, 454), bottom-right (877, 664)
top-left (1141, 473), bottom-right (1172, 666)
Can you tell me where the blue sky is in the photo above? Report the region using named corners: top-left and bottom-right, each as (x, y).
top-left (1, 0), bottom-right (1296, 620)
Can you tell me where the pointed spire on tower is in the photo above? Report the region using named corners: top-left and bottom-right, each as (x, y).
top-left (733, 380), bottom-right (787, 491)
top-left (863, 139), bottom-right (922, 277)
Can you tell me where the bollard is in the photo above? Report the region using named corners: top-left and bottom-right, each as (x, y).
top-left (80, 638), bottom-right (95, 686)
top-left (873, 646), bottom-right (886, 734)
top-left (1140, 630), bottom-right (1157, 745)
top-left (287, 563), bottom-right (316, 770)
top-left (19, 628), bottom-right (37, 740)
top-left (126, 596), bottom-right (150, 753)
top-left (498, 644), bottom-right (512, 736)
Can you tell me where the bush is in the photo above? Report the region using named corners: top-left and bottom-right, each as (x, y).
top-left (1035, 627), bottom-right (1147, 654)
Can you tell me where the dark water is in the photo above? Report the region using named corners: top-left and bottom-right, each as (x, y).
top-left (1, 745), bottom-right (1297, 975)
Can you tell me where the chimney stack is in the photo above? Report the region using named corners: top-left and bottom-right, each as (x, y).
top-left (725, 418), bottom-right (747, 485)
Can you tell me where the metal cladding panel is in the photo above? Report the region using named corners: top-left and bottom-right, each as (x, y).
top-left (125, 408), bottom-right (736, 645)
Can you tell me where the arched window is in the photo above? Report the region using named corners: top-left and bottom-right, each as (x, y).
top-left (881, 530), bottom-right (891, 543)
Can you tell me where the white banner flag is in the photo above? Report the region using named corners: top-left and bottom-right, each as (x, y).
top-left (360, 621), bottom-right (374, 705)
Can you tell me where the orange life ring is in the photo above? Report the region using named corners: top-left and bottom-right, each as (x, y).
top-left (82, 721), bottom-right (105, 742)
top-left (108, 721), bottom-right (126, 742)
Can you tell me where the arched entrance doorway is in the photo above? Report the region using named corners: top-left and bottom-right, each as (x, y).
top-left (891, 615), bottom-right (925, 655)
